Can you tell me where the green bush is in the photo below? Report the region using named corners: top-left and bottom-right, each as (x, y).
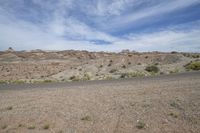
top-left (192, 54), bottom-right (200, 58)
top-left (0, 80), bottom-right (7, 84)
top-left (145, 65), bottom-right (159, 73)
top-left (12, 80), bottom-right (26, 84)
top-left (185, 62), bottom-right (200, 70)
top-left (83, 73), bottom-right (91, 80)
top-left (44, 80), bottom-right (53, 83)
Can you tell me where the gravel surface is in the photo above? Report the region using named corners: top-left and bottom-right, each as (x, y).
top-left (0, 71), bottom-right (200, 133)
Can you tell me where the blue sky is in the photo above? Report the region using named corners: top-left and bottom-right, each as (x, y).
top-left (0, 0), bottom-right (200, 52)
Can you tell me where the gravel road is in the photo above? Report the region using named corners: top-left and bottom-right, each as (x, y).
top-left (0, 71), bottom-right (200, 133)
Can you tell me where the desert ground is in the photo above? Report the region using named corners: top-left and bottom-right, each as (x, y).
top-left (0, 72), bottom-right (200, 133)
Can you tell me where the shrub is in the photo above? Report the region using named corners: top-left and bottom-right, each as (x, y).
top-left (43, 124), bottom-right (49, 130)
top-left (6, 106), bottom-right (13, 110)
top-left (1, 125), bottom-right (7, 129)
top-left (145, 65), bottom-right (159, 73)
top-left (109, 69), bottom-right (117, 73)
top-left (136, 121), bottom-right (145, 129)
top-left (121, 65), bottom-right (126, 68)
top-left (0, 80), bottom-right (7, 84)
top-left (83, 73), bottom-right (91, 80)
top-left (185, 61), bottom-right (200, 70)
top-left (120, 72), bottom-right (145, 78)
top-left (99, 65), bottom-right (103, 68)
top-left (81, 116), bottom-right (92, 121)
top-left (44, 80), bottom-right (53, 83)
top-left (28, 125), bottom-right (35, 129)
top-left (107, 63), bottom-right (112, 67)
top-left (171, 51), bottom-right (178, 54)
top-left (12, 80), bottom-right (26, 84)
top-left (192, 54), bottom-right (200, 58)
top-left (69, 76), bottom-right (79, 81)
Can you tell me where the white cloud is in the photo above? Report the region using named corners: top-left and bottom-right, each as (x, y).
top-left (0, 0), bottom-right (199, 52)
top-left (101, 0), bottom-right (200, 31)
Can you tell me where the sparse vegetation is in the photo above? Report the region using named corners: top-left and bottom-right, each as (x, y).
top-left (136, 121), bottom-right (145, 129)
top-left (18, 124), bottom-right (22, 127)
top-left (69, 75), bottom-right (80, 81)
top-left (170, 68), bottom-right (179, 74)
top-left (43, 124), bottom-right (50, 129)
top-left (109, 69), bottom-right (117, 73)
top-left (81, 115), bottom-right (92, 121)
top-left (192, 54), bottom-right (200, 58)
top-left (12, 80), bottom-right (26, 84)
top-left (99, 65), bottom-right (103, 68)
top-left (171, 51), bottom-right (178, 54)
top-left (107, 63), bottom-right (112, 67)
top-left (122, 65), bottom-right (126, 68)
top-left (169, 112), bottom-right (178, 118)
top-left (184, 61), bottom-right (200, 71)
top-left (28, 125), bottom-right (35, 129)
top-left (83, 73), bottom-right (91, 80)
top-left (145, 65), bottom-right (159, 73)
top-left (6, 106), bottom-right (13, 110)
top-left (120, 72), bottom-right (145, 78)
top-left (44, 80), bottom-right (53, 83)
top-left (0, 80), bottom-right (7, 84)
top-left (1, 124), bottom-right (7, 129)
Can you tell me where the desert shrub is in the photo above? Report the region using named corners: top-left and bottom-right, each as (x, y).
top-left (12, 80), bottom-right (26, 84)
top-left (69, 75), bottom-right (79, 81)
top-left (81, 115), bottom-right (92, 121)
top-left (107, 63), bottom-right (112, 67)
top-left (192, 54), bottom-right (200, 58)
top-left (120, 72), bottom-right (145, 78)
top-left (99, 65), bottom-right (103, 68)
top-left (28, 125), bottom-right (35, 129)
top-left (43, 124), bottom-right (49, 130)
top-left (128, 62), bottom-right (131, 65)
top-left (145, 65), bottom-right (159, 73)
top-left (185, 61), bottom-right (200, 71)
top-left (105, 76), bottom-right (113, 80)
top-left (136, 121), bottom-right (145, 129)
top-left (1, 125), bottom-right (7, 129)
top-left (109, 69), bottom-right (117, 73)
top-left (83, 73), bottom-right (91, 80)
top-left (0, 80), bottom-right (7, 84)
top-left (44, 80), bottom-right (53, 83)
top-left (6, 106), bottom-right (13, 110)
top-left (121, 65), bottom-right (126, 68)
top-left (137, 63), bottom-right (141, 65)
top-left (154, 62), bottom-right (159, 65)
top-left (171, 51), bottom-right (178, 54)
top-left (169, 112), bottom-right (178, 118)
top-left (170, 68), bottom-right (179, 74)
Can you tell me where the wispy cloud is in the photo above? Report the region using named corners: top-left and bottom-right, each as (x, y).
top-left (0, 0), bottom-right (199, 52)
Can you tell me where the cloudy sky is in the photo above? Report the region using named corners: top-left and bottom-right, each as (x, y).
top-left (0, 0), bottom-right (200, 52)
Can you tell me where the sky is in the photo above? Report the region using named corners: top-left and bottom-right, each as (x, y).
top-left (0, 0), bottom-right (200, 52)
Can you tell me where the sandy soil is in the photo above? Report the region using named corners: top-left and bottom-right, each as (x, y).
top-left (0, 72), bottom-right (200, 133)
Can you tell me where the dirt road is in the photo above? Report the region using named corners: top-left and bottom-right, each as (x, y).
top-left (0, 72), bottom-right (200, 133)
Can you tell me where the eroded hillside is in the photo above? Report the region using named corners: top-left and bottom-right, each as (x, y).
top-left (0, 50), bottom-right (199, 83)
